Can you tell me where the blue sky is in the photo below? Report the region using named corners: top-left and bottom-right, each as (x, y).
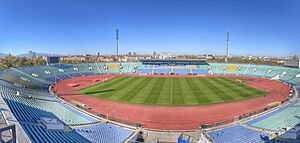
top-left (0, 0), bottom-right (299, 57)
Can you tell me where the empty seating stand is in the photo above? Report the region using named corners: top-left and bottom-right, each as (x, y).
top-left (208, 125), bottom-right (270, 143)
top-left (23, 124), bottom-right (90, 143)
top-left (0, 79), bottom-right (134, 143)
top-left (76, 123), bottom-right (134, 143)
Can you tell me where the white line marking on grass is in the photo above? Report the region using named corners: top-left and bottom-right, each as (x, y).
top-left (170, 78), bottom-right (173, 104)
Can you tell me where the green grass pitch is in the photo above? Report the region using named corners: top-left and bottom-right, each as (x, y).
top-left (78, 76), bottom-right (266, 106)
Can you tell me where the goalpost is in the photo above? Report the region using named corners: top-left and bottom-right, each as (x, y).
top-left (236, 79), bottom-right (242, 84)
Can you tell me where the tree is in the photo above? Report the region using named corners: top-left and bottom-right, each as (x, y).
top-left (0, 55), bottom-right (46, 70)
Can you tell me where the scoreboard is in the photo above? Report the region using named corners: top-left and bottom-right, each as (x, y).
top-left (47, 56), bottom-right (60, 65)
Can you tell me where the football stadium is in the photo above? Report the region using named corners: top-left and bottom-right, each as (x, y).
top-left (1, 0), bottom-right (300, 143)
top-left (0, 60), bottom-right (299, 142)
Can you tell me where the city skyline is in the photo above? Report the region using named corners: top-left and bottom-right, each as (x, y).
top-left (0, 0), bottom-right (300, 57)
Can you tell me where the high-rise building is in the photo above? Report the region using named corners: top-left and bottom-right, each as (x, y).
top-left (28, 51), bottom-right (33, 58)
top-left (28, 51), bottom-right (37, 58)
top-left (33, 52), bottom-right (37, 58)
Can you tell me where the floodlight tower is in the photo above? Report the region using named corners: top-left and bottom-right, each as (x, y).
top-left (225, 29), bottom-right (230, 63)
top-left (116, 28), bottom-right (119, 56)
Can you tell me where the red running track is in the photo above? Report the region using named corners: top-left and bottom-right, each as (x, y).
top-left (52, 74), bottom-right (290, 130)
